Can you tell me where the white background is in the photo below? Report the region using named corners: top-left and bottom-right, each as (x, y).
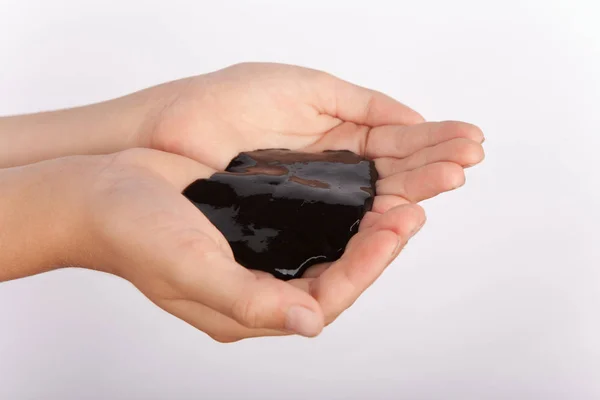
top-left (1, 0), bottom-right (599, 399)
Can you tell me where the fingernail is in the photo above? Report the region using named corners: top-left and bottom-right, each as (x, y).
top-left (285, 306), bottom-right (322, 337)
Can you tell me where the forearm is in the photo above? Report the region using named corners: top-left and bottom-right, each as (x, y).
top-left (0, 160), bottom-right (80, 281)
top-left (0, 88), bottom-right (167, 168)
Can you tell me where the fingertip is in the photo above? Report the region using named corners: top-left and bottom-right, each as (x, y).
top-left (285, 305), bottom-right (324, 337)
top-left (403, 107), bottom-right (426, 125)
top-left (441, 121), bottom-right (485, 143)
top-left (455, 139), bottom-right (485, 168)
top-left (444, 162), bottom-right (466, 189)
top-left (404, 203), bottom-right (427, 237)
top-left (400, 202), bottom-right (426, 224)
top-left (370, 203), bottom-right (426, 243)
top-left (231, 277), bottom-right (321, 333)
top-left (464, 142), bottom-right (486, 168)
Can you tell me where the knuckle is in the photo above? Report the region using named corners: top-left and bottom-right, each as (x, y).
top-left (166, 230), bottom-right (222, 286)
top-left (231, 296), bottom-right (262, 329)
top-left (393, 127), bottom-right (410, 153)
top-left (388, 159), bottom-right (403, 176)
top-left (173, 230), bottom-right (222, 267)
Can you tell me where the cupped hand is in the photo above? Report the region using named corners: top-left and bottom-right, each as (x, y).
top-left (138, 63), bottom-right (484, 213)
top-left (19, 149), bottom-right (320, 341)
top-left (0, 63), bottom-right (484, 342)
top-left (23, 149), bottom-right (427, 342)
top-left (130, 63), bottom-right (485, 329)
top-left (139, 62), bottom-right (483, 171)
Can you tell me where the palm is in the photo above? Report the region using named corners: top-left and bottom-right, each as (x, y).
top-left (94, 150), bottom-right (419, 340)
top-left (135, 63), bottom-right (484, 339)
top-left (91, 150), bottom-right (285, 341)
top-left (149, 62), bottom-right (482, 190)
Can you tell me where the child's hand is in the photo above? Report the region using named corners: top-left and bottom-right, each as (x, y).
top-left (0, 149), bottom-right (426, 341)
top-left (139, 63), bottom-right (485, 181)
top-left (0, 63), bottom-right (484, 340)
top-left (1, 63), bottom-right (485, 206)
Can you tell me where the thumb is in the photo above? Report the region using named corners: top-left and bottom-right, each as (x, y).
top-left (105, 149), bottom-right (325, 337)
top-left (168, 238), bottom-right (325, 337)
top-left (318, 73), bottom-right (425, 127)
top-left (114, 148), bottom-right (325, 336)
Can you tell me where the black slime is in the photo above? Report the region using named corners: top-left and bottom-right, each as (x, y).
top-left (182, 149), bottom-right (377, 280)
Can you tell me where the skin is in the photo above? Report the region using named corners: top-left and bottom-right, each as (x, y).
top-left (0, 63), bottom-right (484, 342)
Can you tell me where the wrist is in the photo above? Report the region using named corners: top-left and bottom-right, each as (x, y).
top-left (125, 77), bottom-right (195, 149)
top-left (0, 156), bottom-right (102, 281)
top-left (0, 76), bottom-right (194, 168)
top-left (0, 83), bottom-right (172, 168)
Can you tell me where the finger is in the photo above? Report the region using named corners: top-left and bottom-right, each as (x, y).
top-left (297, 196), bottom-right (413, 280)
top-left (280, 195), bottom-right (415, 289)
top-left (376, 161), bottom-right (466, 202)
top-left (357, 196), bottom-right (411, 232)
top-left (317, 74), bottom-right (424, 126)
top-left (300, 263), bottom-right (332, 279)
top-left (363, 204), bottom-right (426, 237)
top-left (375, 137), bottom-right (485, 178)
top-left (160, 298), bottom-right (290, 343)
top-left (310, 204), bottom-right (425, 323)
top-left (372, 195), bottom-right (411, 213)
top-left (359, 211), bottom-right (381, 230)
top-left (166, 239), bottom-right (324, 337)
top-left (365, 121), bottom-right (484, 159)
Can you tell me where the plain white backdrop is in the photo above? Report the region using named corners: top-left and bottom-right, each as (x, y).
top-left (1, 0), bottom-right (599, 399)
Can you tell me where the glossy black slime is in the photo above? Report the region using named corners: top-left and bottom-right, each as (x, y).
top-left (182, 149), bottom-right (377, 280)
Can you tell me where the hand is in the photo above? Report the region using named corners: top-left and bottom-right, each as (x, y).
top-left (0, 150), bottom-right (325, 341)
top-left (86, 149), bottom-right (427, 341)
top-left (0, 148), bottom-right (440, 342)
top-left (0, 63), bottom-right (485, 340)
top-left (140, 62), bottom-right (483, 171)
top-left (133, 62), bottom-right (485, 325)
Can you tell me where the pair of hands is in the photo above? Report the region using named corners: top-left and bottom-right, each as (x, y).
top-left (0, 63), bottom-right (484, 342)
